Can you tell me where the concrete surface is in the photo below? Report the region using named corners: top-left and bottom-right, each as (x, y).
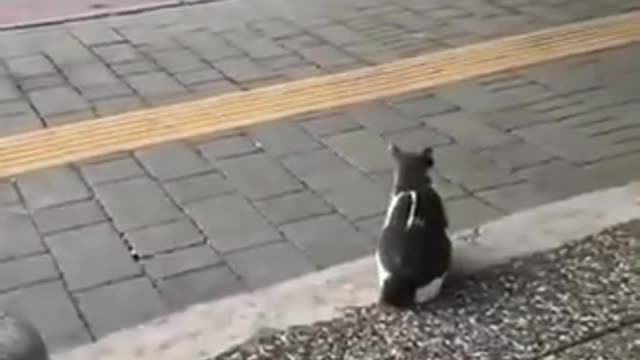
top-left (51, 180), bottom-right (640, 360)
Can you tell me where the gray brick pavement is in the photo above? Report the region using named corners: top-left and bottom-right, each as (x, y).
top-left (0, 0), bottom-right (639, 353)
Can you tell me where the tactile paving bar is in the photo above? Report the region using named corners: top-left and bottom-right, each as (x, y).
top-left (0, 12), bottom-right (639, 178)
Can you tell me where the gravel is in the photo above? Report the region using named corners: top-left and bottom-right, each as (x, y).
top-left (213, 221), bottom-right (640, 360)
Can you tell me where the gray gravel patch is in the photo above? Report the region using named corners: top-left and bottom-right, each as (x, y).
top-left (213, 222), bottom-right (640, 360)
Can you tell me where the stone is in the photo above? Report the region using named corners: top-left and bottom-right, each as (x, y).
top-left (253, 190), bottom-right (333, 225)
top-left (5, 54), bottom-right (57, 78)
top-left (173, 68), bottom-right (225, 86)
top-left (45, 223), bottom-right (140, 291)
top-left (282, 149), bottom-right (366, 192)
top-left (280, 214), bottom-right (373, 268)
top-left (143, 245), bottom-right (220, 279)
top-left (27, 86), bottom-right (89, 117)
top-left (95, 177), bottom-right (182, 231)
top-left (321, 179), bottom-right (387, 220)
top-left (382, 127), bottom-right (452, 152)
top-left (197, 134), bottom-right (260, 160)
top-left (18, 167), bottom-right (91, 210)
top-left (163, 172), bottom-right (233, 205)
top-left (224, 241), bottom-right (316, 289)
top-left (217, 153), bottom-right (303, 200)
top-left (300, 113), bottom-right (363, 138)
top-left (126, 220), bottom-right (204, 257)
top-left (0, 281), bottom-right (90, 351)
top-left (60, 63), bottom-right (120, 90)
top-left (323, 129), bottom-right (392, 173)
top-left (249, 122), bottom-right (323, 156)
top-left (157, 265), bottom-right (243, 310)
top-left (296, 45), bottom-right (359, 68)
top-left (389, 93), bottom-right (459, 118)
top-left (481, 141), bottom-right (555, 172)
top-left (307, 24), bottom-right (367, 45)
top-left (518, 161), bottom-right (600, 200)
top-left (213, 57), bottom-right (274, 83)
top-left (185, 194), bottom-right (280, 253)
top-left (147, 49), bottom-right (208, 73)
top-left (92, 95), bottom-right (145, 117)
top-left (345, 103), bottom-right (422, 134)
top-left (0, 207), bottom-right (45, 261)
top-left (223, 30), bottom-right (290, 59)
top-left (33, 200), bottom-right (106, 235)
top-left (0, 254), bottom-right (58, 293)
top-left (80, 157), bottom-right (145, 185)
top-left (424, 111), bottom-right (513, 149)
top-left (124, 72), bottom-right (187, 100)
top-left (135, 143), bottom-right (213, 181)
top-left (75, 277), bottom-right (166, 338)
top-left (0, 182), bottom-right (19, 205)
top-left (444, 196), bottom-right (504, 231)
top-left (92, 43), bottom-right (144, 64)
top-left (476, 182), bottom-right (558, 213)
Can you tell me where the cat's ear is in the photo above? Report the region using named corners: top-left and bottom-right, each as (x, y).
top-left (388, 143), bottom-right (403, 161)
top-left (420, 147), bottom-right (434, 167)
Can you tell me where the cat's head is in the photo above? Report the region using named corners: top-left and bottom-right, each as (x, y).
top-left (388, 143), bottom-right (434, 191)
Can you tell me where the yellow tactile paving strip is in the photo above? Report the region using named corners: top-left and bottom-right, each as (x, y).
top-left (1, 12), bottom-right (640, 178)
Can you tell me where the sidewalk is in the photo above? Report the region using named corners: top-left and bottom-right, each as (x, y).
top-left (1, 0), bottom-right (640, 354)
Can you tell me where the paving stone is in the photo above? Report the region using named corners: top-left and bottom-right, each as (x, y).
top-left (436, 82), bottom-right (546, 113)
top-left (257, 54), bottom-right (308, 71)
top-left (353, 214), bottom-right (384, 241)
top-left (213, 57), bottom-right (274, 82)
top-left (586, 152), bottom-right (640, 188)
top-left (522, 60), bottom-right (601, 94)
top-left (189, 79), bottom-right (240, 95)
top-left (147, 49), bottom-right (209, 73)
top-left (435, 146), bottom-right (523, 191)
top-left (217, 153), bottom-right (303, 200)
top-left (18, 74), bottom-right (66, 91)
top-left (300, 112), bottom-right (363, 138)
top-left (124, 71), bottom-right (187, 100)
top-left (80, 156), bottom-right (145, 185)
top-left (343, 41), bottom-right (401, 65)
top-left (163, 171), bottom-right (233, 205)
top-left (250, 19), bottom-right (302, 39)
top-left (17, 167), bottom-right (91, 210)
top-left (323, 129), bottom-right (392, 173)
top-left (135, 142), bottom-right (213, 181)
top-left (253, 190), bottom-right (333, 225)
top-left (382, 126), bottom-right (452, 153)
top-left (282, 148), bottom-right (366, 192)
top-left (321, 178), bottom-right (388, 220)
top-left (370, 169), bottom-right (467, 200)
top-left (197, 133), bottom-right (260, 160)
top-left (28, 86), bottom-right (90, 117)
top-left (477, 107), bottom-right (553, 131)
top-left (296, 45), bottom-right (360, 68)
top-left (481, 141), bottom-right (556, 172)
top-left (70, 24), bottom-right (123, 46)
top-left (45, 223), bottom-right (140, 291)
top-left (249, 122), bottom-right (323, 156)
top-left (476, 182), bottom-right (559, 213)
top-left (279, 64), bottom-right (324, 80)
top-left (126, 220), bottom-right (205, 257)
top-left (92, 43), bottom-right (144, 64)
top-left (75, 277), bottom-right (166, 337)
top-left (44, 109), bottom-right (96, 127)
top-left (307, 24), bottom-right (367, 45)
top-left (519, 160), bottom-right (601, 200)
top-left (180, 34), bottom-right (243, 62)
top-left (280, 214), bottom-right (373, 268)
top-left (514, 122), bottom-right (614, 164)
top-left (33, 199), bottom-right (106, 235)
top-left (110, 59), bottom-right (159, 76)
top-left (0, 254), bottom-right (58, 293)
top-left (0, 77), bottom-right (19, 101)
top-left (157, 265), bottom-right (242, 310)
top-left (388, 93), bottom-right (459, 118)
top-left (0, 182), bottom-right (19, 204)
top-left (0, 207), bottom-right (45, 261)
top-left (92, 95), bottom-right (145, 117)
top-left (173, 68), bottom-right (225, 86)
top-left (95, 177), bottom-right (182, 231)
top-left (143, 245), bottom-right (220, 279)
top-left (277, 34), bottom-right (326, 51)
top-left (0, 281), bottom-right (91, 351)
top-left (5, 54), bottom-right (57, 78)
top-left (61, 62), bottom-right (120, 89)
top-left (80, 83), bottom-right (134, 101)
top-left (424, 111), bottom-right (514, 149)
top-left (224, 240), bottom-right (316, 289)
top-left (223, 30), bottom-right (290, 58)
top-left (185, 194), bottom-right (280, 253)
top-left (445, 196), bottom-right (504, 231)
top-left (345, 103), bottom-right (422, 134)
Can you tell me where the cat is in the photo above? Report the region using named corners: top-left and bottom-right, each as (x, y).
top-left (376, 144), bottom-right (452, 308)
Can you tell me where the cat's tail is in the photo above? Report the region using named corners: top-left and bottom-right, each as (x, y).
top-left (379, 275), bottom-right (415, 308)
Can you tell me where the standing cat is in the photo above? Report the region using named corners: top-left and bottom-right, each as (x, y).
top-left (376, 144), bottom-right (451, 308)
